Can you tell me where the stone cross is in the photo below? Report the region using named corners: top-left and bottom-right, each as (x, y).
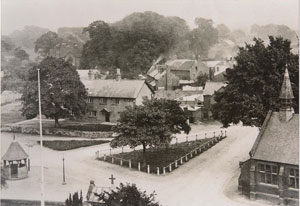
top-left (109, 174), bottom-right (116, 185)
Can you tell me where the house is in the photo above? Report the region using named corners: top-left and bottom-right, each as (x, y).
top-left (2, 137), bottom-right (30, 180)
top-left (238, 69), bottom-right (299, 206)
top-left (202, 81), bottom-right (227, 119)
top-left (203, 59), bottom-right (234, 82)
top-left (147, 59), bottom-right (209, 90)
top-left (81, 69), bottom-right (154, 123)
top-left (177, 94), bottom-right (204, 123)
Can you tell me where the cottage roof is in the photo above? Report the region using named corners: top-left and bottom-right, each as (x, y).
top-left (203, 60), bottom-right (221, 68)
top-left (279, 68), bottom-right (294, 100)
top-left (166, 59), bottom-right (196, 71)
top-left (82, 79), bottom-right (152, 98)
top-left (2, 140), bottom-right (29, 161)
top-left (203, 81), bottom-right (227, 95)
top-left (77, 69), bottom-right (99, 80)
top-left (250, 111), bottom-right (299, 165)
top-left (177, 94), bottom-right (203, 102)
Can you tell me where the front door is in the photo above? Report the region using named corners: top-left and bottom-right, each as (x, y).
top-left (11, 164), bottom-right (18, 178)
top-left (105, 112), bottom-right (110, 122)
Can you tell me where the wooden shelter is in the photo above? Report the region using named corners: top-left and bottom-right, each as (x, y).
top-left (2, 138), bottom-right (29, 180)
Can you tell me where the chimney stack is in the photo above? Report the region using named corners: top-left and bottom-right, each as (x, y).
top-left (88, 69), bottom-right (94, 80)
top-left (116, 68), bottom-right (121, 81)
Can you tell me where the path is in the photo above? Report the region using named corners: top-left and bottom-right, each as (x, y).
top-left (1, 125), bottom-right (271, 206)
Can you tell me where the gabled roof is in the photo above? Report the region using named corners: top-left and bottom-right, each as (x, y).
top-left (279, 68), bottom-right (294, 100)
top-left (82, 79), bottom-right (153, 99)
top-left (203, 81), bottom-right (227, 95)
top-left (2, 140), bottom-right (29, 161)
top-left (250, 111), bottom-right (299, 165)
top-left (177, 94), bottom-right (204, 102)
top-left (166, 59), bottom-right (196, 71)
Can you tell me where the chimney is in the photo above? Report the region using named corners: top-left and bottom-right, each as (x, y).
top-left (116, 68), bottom-right (121, 81)
top-left (88, 70), bottom-right (94, 80)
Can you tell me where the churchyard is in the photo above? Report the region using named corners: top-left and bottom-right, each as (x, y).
top-left (1, 123), bottom-right (273, 206)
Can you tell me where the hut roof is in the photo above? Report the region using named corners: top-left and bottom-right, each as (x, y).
top-left (2, 141), bottom-right (29, 161)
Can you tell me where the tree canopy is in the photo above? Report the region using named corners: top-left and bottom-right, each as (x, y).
top-left (95, 183), bottom-right (160, 206)
top-left (212, 36), bottom-right (299, 127)
top-left (111, 98), bottom-right (190, 164)
top-left (21, 56), bottom-right (88, 127)
top-left (34, 31), bottom-right (62, 56)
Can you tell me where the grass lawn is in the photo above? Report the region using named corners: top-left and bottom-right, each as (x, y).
top-left (111, 139), bottom-right (212, 172)
top-left (1, 101), bottom-right (26, 125)
top-left (37, 140), bottom-right (110, 151)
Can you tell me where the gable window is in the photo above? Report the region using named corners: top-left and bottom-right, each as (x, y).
top-left (257, 163), bottom-right (278, 185)
top-left (289, 168), bottom-right (299, 189)
top-left (89, 111), bottom-right (97, 117)
top-left (87, 97), bottom-right (94, 103)
top-left (99, 98), bottom-right (107, 105)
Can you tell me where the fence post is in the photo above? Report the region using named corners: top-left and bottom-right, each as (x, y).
top-left (185, 155), bottom-right (188, 161)
top-left (163, 167), bottom-right (166, 175)
top-left (205, 133), bottom-right (207, 139)
top-left (186, 136), bottom-right (188, 142)
top-left (104, 154), bottom-right (107, 161)
top-left (196, 134), bottom-right (198, 141)
top-left (175, 160), bottom-right (178, 168)
top-left (225, 130), bottom-right (227, 137)
top-left (195, 149), bottom-right (198, 155)
top-left (129, 160), bottom-right (132, 168)
top-left (120, 159), bottom-right (123, 166)
top-left (157, 167), bottom-right (160, 176)
top-left (190, 153), bottom-right (193, 158)
top-left (221, 130), bottom-right (223, 137)
top-left (122, 146), bottom-right (124, 153)
top-left (214, 132), bottom-right (215, 138)
top-left (138, 162), bottom-right (141, 171)
top-left (180, 157), bottom-right (183, 164)
top-left (147, 165), bottom-right (150, 174)
top-left (110, 148), bottom-right (112, 155)
top-left (111, 157), bottom-right (114, 164)
top-left (176, 138), bottom-right (178, 144)
top-left (169, 164), bottom-right (172, 172)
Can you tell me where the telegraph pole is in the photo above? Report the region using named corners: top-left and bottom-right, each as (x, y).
top-left (38, 68), bottom-right (45, 206)
top-left (62, 153), bottom-right (66, 185)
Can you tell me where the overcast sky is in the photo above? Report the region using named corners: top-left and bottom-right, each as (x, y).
top-left (1, 0), bottom-right (299, 35)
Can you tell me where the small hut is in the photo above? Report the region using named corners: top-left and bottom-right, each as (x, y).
top-left (2, 138), bottom-right (29, 180)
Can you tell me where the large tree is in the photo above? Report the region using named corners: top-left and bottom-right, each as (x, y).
top-left (188, 18), bottom-right (218, 60)
top-left (212, 36), bottom-right (299, 127)
top-left (34, 31), bottom-right (62, 57)
top-left (111, 98), bottom-right (190, 165)
top-left (95, 183), bottom-right (160, 206)
top-left (21, 57), bottom-right (88, 127)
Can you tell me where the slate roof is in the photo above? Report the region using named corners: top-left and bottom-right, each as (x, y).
top-left (250, 111), bottom-right (299, 165)
top-left (203, 81), bottom-right (227, 95)
top-left (2, 141), bottom-right (29, 161)
top-left (82, 79), bottom-right (152, 99)
top-left (279, 68), bottom-right (294, 99)
top-left (177, 94), bottom-right (204, 102)
top-left (166, 59), bottom-right (196, 71)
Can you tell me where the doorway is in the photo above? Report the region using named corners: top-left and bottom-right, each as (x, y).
top-left (11, 164), bottom-right (18, 178)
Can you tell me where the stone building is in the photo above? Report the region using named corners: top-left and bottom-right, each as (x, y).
top-left (81, 69), bottom-right (154, 123)
top-left (2, 138), bottom-right (29, 180)
top-left (238, 69), bottom-right (299, 206)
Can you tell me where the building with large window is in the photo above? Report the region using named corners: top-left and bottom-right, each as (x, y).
top-left (81, 69), bottom-right (154, 123)
top-left (238, 69), bottom-right (299, 206)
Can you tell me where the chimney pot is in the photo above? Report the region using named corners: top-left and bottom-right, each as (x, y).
top-left (116, 68), bottom-right (121, 81)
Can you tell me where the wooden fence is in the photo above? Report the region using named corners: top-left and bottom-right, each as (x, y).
top-left (97, 130), bottom-right (227, 175)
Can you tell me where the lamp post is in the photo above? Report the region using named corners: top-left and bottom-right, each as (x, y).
top-left (62, 153), bottom-right (66, 185)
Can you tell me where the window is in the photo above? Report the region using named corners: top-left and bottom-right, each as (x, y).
top-left (257, 163), bottom-right (278, 185)
top-left (289, 168), bottom-right (299, 189)
top-left (99, 98), bottom-right (107, 105)
top-left (112, 98), bottom-right (119, 105)
top-left (89, 111), bottom-right (97, 117)
top-left (87, 97), bottom-right (94, 103)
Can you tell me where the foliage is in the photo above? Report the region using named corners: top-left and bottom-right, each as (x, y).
top-left (65, 191), bottom-right (83, 206)
top-left (194, 73), bottom-right (209, 87)
top-left (1, 35), bottom-right (15, 53)
top-left (188, 18), bottom-right (218, 60)
top-left (13, 47), bottom-right (29, 61)
top-left (1, 167), bottom-right (7, 189)
top-left (95, 183), bottom-right (160, 206)
top-left (21, 57), bottom-right (88, 127)
top-left (38, 140), bottom-right (109, 151)
top-left (80, 12), bottom-right (192, 78)
top-left (212, 36), bottom-right (299, 127)
top-left (216, 24), bottom-right (231, 39)
top-left (34, 31), bottom-right (62, 56)
top-left (111, 98), bottom-right (190, 165)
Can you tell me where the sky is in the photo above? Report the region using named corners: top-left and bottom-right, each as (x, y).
top-left (1, 0), bottom-right (299, 35)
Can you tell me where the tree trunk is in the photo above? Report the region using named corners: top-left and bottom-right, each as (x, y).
top-left (54, 116), bottom-right (60, 128)
top-left (142, 142), bottom-right (146, 167)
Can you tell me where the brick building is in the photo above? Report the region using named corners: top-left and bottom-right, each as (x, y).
top-left (81, 69), bottom-right (154, 123)
top-left (238, 69), bottom-right (299, 205)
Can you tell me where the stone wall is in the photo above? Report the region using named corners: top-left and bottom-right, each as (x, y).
top-left (1, 126), bottom-right (112, 139)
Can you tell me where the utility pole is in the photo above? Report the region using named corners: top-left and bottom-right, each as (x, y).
top-left (38, 68), bottom-right (45, 206)
top-left (62, 153), bottom-right (66, 185)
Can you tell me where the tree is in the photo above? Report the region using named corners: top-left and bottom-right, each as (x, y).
top-left (34, 31), bottom-right (62, 57)
top-left (188, 18), bottom-right (218, 60)
top-left (95, 183), bottom-right (160, 206)
top-left (111, 98), bottom-right (190, 165)
top-left (194, 73), bottom-right (209, 87)
top-left (21, 57), bottom-right (88, 127)
top-left (212, 36), bottom-right (299, 127)
top-left (13, 47), bottom-right (29, 61)
top-left (216, 24), bottom-right (231, 39)
top-left (65, 191), bottom-right (83, 206)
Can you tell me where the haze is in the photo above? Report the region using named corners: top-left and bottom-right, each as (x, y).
top-left (1, 0), bottom-right (299, 35)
